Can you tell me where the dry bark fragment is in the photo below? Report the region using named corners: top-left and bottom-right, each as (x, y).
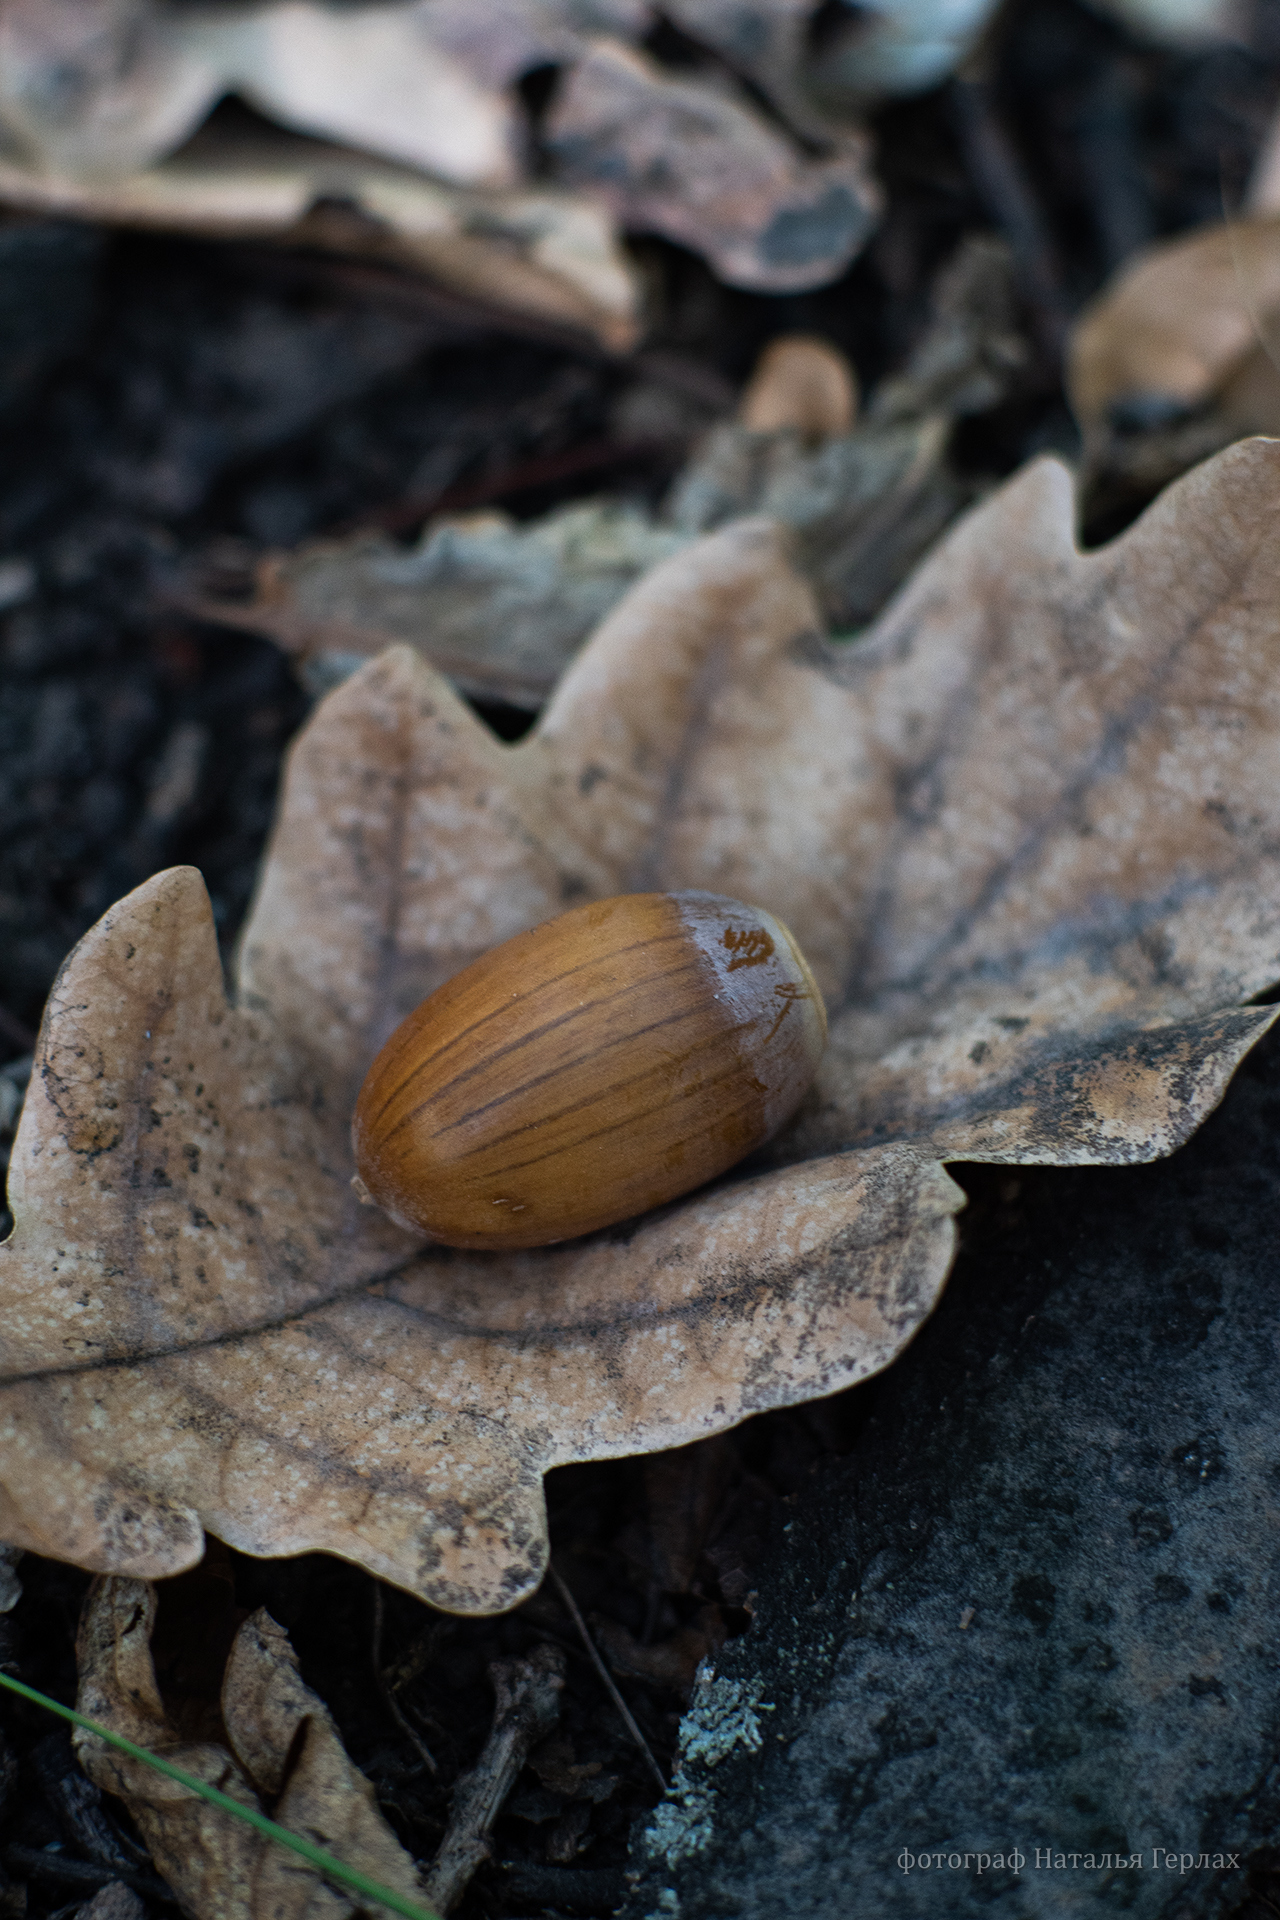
top-left (2, 445), bottom-right (1279, 1613)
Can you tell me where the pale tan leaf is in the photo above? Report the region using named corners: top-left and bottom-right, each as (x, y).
top-left (736, 335), bottom-right (858, 440)
top-left (0, 0), bottom-right (518, 186)
top-left (3, 444), bottom-right (1280, 1612)
top-left (73, 1577), bottom-right (425, 1920)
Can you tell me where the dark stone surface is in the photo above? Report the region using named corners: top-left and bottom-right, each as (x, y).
top-left (625, 1026), bottom-right (1280, 1920)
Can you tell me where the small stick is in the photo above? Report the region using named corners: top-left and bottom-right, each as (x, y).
top-left (548, 1565), bottom-right (666, 1795)
top-left (423, 1646), bottom-right (565, 1915)
top-left (372, 1585), bottom-right (438, 1776)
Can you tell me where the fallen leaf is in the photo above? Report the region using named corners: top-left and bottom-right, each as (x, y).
top-left (202, 317), bottom-right (933, 700)
top-left (0, 0), bottom-right (879, 323)
top-left (546, 38), bottom-right (881, 292)
top-left (206, 501), bottom-right (689, 710)
top-left (1068, 215), bottom-right (1280, 444)
top-left (736, 334), bottom-right (858, 440)
top-left (0, 0), bottom-right (519, 185)
top-left (0, 119), bottom-right (640, 351)
top-left (668, 413), bottom-right (962, 630)
top-left (3, 442), bottom-right (1280, 1614)
top-left (74, 1575), bottom-right (427, 1920)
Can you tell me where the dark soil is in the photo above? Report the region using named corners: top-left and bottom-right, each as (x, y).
top-left (2, 2), bottom-right (1280, 1916)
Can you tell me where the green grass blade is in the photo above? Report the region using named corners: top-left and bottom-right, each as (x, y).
top-left (0, 1668), bottom-right (441, 1920)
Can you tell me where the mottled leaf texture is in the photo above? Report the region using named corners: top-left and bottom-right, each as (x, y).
top-left (3, 441), bottom-right (1279, 1611)
top-left (74, 1577), bottom-right (426, 1920)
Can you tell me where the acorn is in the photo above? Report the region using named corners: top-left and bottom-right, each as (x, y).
top-left (352, 890), bottom-right (827, 1250)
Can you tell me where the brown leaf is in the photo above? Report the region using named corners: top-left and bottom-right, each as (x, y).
top-left (736, 335), bottom-right (858, 440)
top-left (545, 38), bottom-right (881, 292)
top-left (207, 503), bottom-right (688, 711)
top-left (3, 445), bottom-right (1280, 1613)
top-left (0, 117), bottom-right (640, 352)
top-left (1068, 216), bottom-right (1280, 441)
top-left (416, 0), bottom-right (654, 93)
top-left (74, 1577), bottom-right (425, 1920)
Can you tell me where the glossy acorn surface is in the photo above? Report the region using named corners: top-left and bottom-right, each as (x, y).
top-left (351, 890), bottom-right (827, 1250)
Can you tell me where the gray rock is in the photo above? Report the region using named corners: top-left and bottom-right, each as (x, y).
top-left (625, 1026), bottom-right (1280, 1920)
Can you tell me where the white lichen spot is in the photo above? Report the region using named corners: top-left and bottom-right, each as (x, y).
top-left (639, 1664), bottom-right (773, 1870)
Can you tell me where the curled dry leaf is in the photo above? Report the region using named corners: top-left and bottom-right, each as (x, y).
top-left (207, 502), bottom-right (688, 711)
top-left (1069, 215), bottom-right (1280, 444)
top-left (0, 119), bottom-right (640, 352)
top-left (0, 0), bottom-right (519, 186)
top-left (222, 305), bottom-right (965, 707)
top-left (3, 442), bottom-right (1280, 1613)
top-left (736, 334), bottom-right (858, 440)
top-left (546, 38), bottom-right (881, 292)
top-left (74, 1576), bottom-right (426, 1920)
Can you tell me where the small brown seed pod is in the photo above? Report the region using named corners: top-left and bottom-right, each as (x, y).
top-left (352, 890), bottom-right (827, 1250)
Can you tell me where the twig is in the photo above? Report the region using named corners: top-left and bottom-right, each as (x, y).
top-left (5, 1846), bottom-right (172, 1905)
top-left (422, 1646), bottom-right (565, 1916)
top-left (548, 1564), bottom-right (666, 1794)
top-left (372, 1584), bottom-right (438, 1776)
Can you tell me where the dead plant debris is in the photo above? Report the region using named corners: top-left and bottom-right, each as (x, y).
top-left (1, 439), bottom-right (1278, 1619)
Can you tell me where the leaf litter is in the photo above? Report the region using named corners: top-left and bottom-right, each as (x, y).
top-left (72, 1575), bottom-right (434, 1920)
top-left (200, 236), bottom-right (1023, 706)
top-left (0, 0), bottom-right (883, 338)
top-left (7, 18), bottom-right (1280, 1920)
top-left (2, 434), bottom-right (1279, 1626)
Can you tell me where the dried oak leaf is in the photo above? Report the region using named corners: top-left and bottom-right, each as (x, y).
top-left (3, 440), bottom-right (1280, 1614)
top-left (0, 0), bottom-right (519, 186)
top-left (1069, 215), bottom-right (1280, 447)
top-left (206, 501), bottom-right (689, 711)
top-left (74, 1575), bottom-right (426, 1920)
top-left (545, 38), bottom-right (881, 292)
top-left (0, 119), bottom-right (640, 352)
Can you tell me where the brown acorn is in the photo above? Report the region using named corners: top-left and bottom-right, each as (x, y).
top-left (351, 890), bottom-right (827, 1250)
